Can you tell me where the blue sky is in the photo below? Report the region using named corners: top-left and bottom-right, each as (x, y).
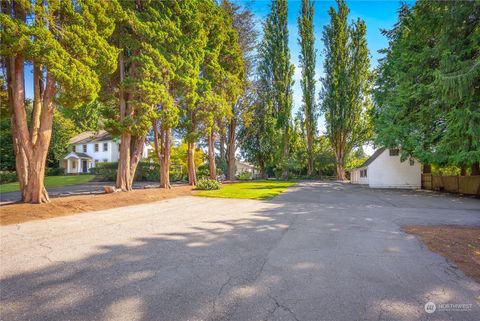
top-left (23, 1), bottom-right (409, 154)
top-left (234, 0), bottom-right (410, 135)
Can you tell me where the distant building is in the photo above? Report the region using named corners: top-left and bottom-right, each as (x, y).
top-left (235, 160), bottom-right (258, 178)
top-left (350, 148), bottom-right (421, 189)
top-left (61, 130), bottom-right (151, 174)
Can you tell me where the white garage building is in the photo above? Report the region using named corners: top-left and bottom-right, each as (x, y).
top-left (351, 148), bottom-right (421, 189)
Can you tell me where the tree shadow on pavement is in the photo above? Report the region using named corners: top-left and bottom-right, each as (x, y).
top-left (1, 182), bottom-right (479, 321)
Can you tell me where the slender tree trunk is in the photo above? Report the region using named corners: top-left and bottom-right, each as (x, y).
top-left (226, 118), bottom-right (236, 180)
top-left (281, 126), bottom-right (289, 179)
top-left (335, 145), bottom-right (346, 180)
top-left (258, 159), bottom-right (266, 179)
top-left (153, 120), bottom-right (172, 188)
top-left (117, 133), bottom-right (132, 191)
top-left (460, 164), bottom-right (467, 176)
top-left (208, 130), bottom-right (216, 180)
top-left (31, 62), bottom-right (43, 145)
top-left (219, 124), bottom-right (226, 161)
top-left (160, 127), bottom-right (171, 188)
top-left (423, 164), bottom-right (432, 174)
top-left (187, 142), bottom-right (197, 185)
top-left (24, 73), bottom-right (55, 203)
top-left (128, 136), bottom-right (145, 187)
top-left (115, 51), bottom-right (133, 191)
top-left (306, 128), bottom-right (313, 176)
top-left (471, 162), bottom-right (480, 176)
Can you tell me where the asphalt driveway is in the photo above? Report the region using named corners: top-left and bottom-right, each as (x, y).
top-left (0, 181), bottom-right (160, 203)
top-left (1, 182), bottom-right (479, 321)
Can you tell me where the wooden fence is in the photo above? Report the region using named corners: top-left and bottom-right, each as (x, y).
top-left (422, 174), bottom-right (480, 195)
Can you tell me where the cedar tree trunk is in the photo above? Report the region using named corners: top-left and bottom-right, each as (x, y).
top-left (208, 131), bottom-right (216, 180)
top-left (187, 142), bottom-right (197, 185)
top-left (226, 117), bottom-right (236, 180)
top-left (153, 120), bottom-right (172, 188)
top-left (7, 50), bottom-right (55, 203)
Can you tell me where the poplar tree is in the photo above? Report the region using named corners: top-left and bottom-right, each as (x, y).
top-left (298, 0), bottom-right (317, 176)
top-left (1, 0), bottom-right (120, 203)
top-left (256, 0), bottom-right (294, 178)
top-left (320, 0), bottom-right (371, 180)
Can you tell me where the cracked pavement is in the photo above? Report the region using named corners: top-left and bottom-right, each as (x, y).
top-left (1, 181), bottom-right (479, 321)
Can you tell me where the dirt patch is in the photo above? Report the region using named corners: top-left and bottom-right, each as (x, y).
top-left (0, 185), bottom-right (193, 226)
top-left (404, 225), bottom-right (480, 283)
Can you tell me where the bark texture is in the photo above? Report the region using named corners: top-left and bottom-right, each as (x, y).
top-left (187, 142), bottom-right (197, 185)
top-left (153, 120), bottom-right (172, 188)
top-left (7, 52), bottom-right (55, 203)
top-left (208, 131), bottom-right (216, 180)
top-left (226, 118), bottom-right (236, 180)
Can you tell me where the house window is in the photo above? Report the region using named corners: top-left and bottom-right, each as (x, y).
top-left (389, 149), bottom-right (399, 156)
top-left (409, 158), bottom-right (415, 166)
top-left (103, 142), bottom-right (108, 151)
top-left (83, 144), bottom-right (87, 153)
top-left (103, 159), bottom-right (108, 163)
top-left (360, 169), bottom-right (367, 178)
top-left (72, 145), bottom-right (76, 152)
top-left (72, 159), bottom-right (77, 169)
top-left (94, 144), bottom-right (99, 152)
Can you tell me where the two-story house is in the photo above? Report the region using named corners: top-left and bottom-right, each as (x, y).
top-left (61, 130), bottom-right (151, 174)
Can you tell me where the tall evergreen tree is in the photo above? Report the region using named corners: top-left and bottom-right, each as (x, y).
top-left (320, 0), bottom-right (371, 180)
top-left (256, 0), bottom-right (294, 178)
top-left (298, 0), bottom-right (317, 176)
top-left (1, 0), bottom-right (120, 203)
top-left (373, 1), bottom-right (479, 173)
top-left (102, 0), bottom-right (176, 191)
top-left (221, 0), bottom-right (258, 180)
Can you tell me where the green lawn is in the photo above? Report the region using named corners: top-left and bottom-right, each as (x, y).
top-left (0, 175), bottom-right (95, 193)
top-left (195, 180), bottom-right (297, 200)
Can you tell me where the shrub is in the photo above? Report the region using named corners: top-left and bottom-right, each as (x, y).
top-left (46, 167), bottom-right (65, 176)
top-left (197, 165), bottom-right (210, 180)
top-left (0, 171), bottom-right (17, 184)
top-left (135, 162), bottom-right (160, 181)
top-left (237, 171), bottom-right (252, 180)
top-left (90, 162), bottom-right (118, 181)
top-left (196, 178), bottom-right (221, 190)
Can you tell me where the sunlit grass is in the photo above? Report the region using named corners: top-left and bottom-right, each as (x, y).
top-left (195, 180), bottom-right (297, 200)
top-left (0, 175), bottom-right (95, 193)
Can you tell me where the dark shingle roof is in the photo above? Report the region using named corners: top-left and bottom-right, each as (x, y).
top-left (65, 152), bottom-right (92, 159)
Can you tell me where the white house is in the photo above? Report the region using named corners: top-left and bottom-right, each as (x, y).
top-left (351, 148), bottom-right (421, 189)
top-left (235, 160), bottom-right (258, 178)
top-left (61, 130), bottom-right (152, 174)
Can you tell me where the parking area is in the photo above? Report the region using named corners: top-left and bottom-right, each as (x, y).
top-left (1, 181), bottom-right (479, 320)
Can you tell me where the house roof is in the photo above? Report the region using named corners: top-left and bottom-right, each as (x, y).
top-left (235, 160), bottom-right (256, 168)
top-left (64, 152), bottom-right (93, 159)
top-left (355, 148), bottom-right (386, 169)
top-left (69, 130), bottom-right (112, 144)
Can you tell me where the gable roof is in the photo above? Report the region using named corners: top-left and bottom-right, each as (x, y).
top-left (63, 152), bottom-right (93, 159)
top-left (356, 147), bottom-right (386, 169)
top-left (69, 130), bottom-right (112, 144)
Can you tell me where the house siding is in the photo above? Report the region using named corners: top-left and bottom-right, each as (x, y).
top-left (351, 167), bottom-right (368, 185)
top-left (368, 149), bottom-right (421, 189)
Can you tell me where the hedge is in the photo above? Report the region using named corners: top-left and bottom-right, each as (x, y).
top-left (0, 171), bottom-right (17, 184)
top-left (90, 161), bottom-right (161, 182)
